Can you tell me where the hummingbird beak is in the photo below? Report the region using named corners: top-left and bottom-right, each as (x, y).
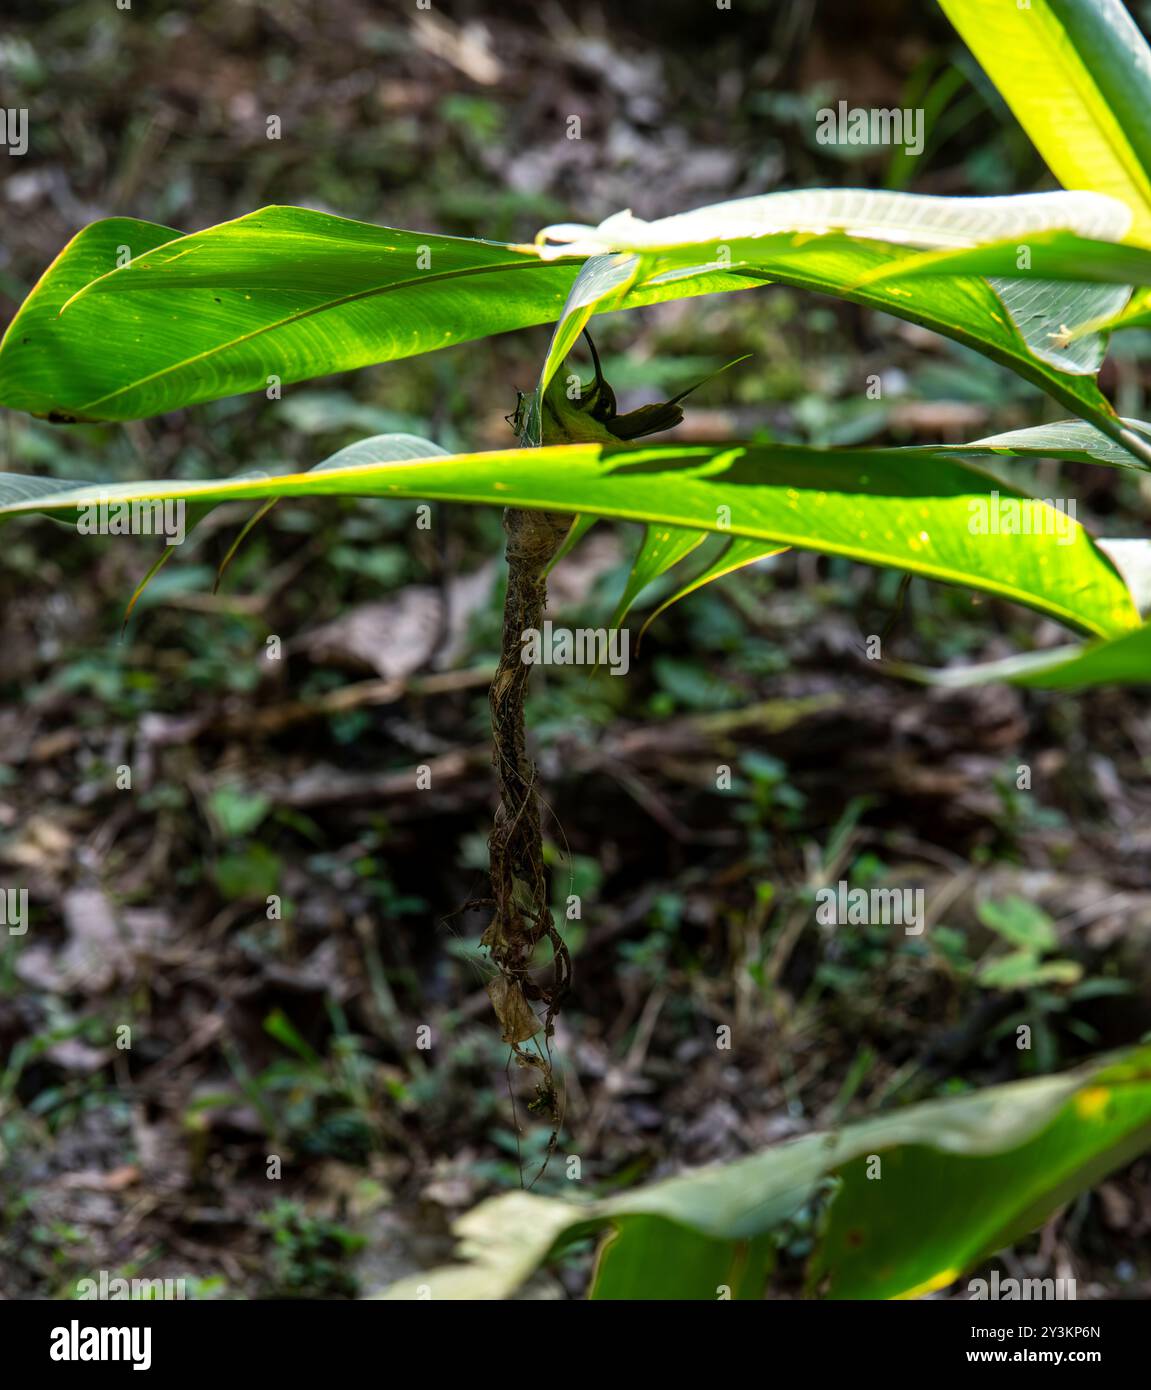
top-left (584, 330), bottom-right (605, 397)
top-left (580, 330), bottom-right (617, 422)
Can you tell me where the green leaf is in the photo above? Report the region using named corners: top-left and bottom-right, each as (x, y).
top-left (544, 514), bottom-right (599, 577)
top-left (814, 1048), bottom-right (1148, 1298)
top-left (207, 783), bottom-right (272, 839)
top-left (0, 217), bottom-right (180, 419)
top-left (263, 1007), bottom-right (323, 1067)
top-left (654, 245), bottom-right (1126, 446)
top-left (590, 1218), bottom-right (773, 1300)
top-left (939, 0), bottom-right (1151, 242)
top-left (0, 435), bottom-right (1138, 637)
top-left (213, 843), bottom-right (280, 901)
top-left (611, 524), bottom-right (708, 627)
top-left (0, 208), bottom-right (749, 422)
top-left (977, 896), bottom-right (1058, 952)
top-left (900, 617), bottom-right (1151, 689)
top-left (947, 416), bottom-right (1151, 473)
top-left (373, 1044), bottom-right (1151, 1299)
top-left (976, 952), bottom-right (1083, 990)
top-left (639, 536), bottom-right (788, 643)
top-left (0, 191), bottom-right (1134, 444)
top-left (860, 229), bottom-right (1151, 287)
top-left (858, 228), bottom-right (1151, 355)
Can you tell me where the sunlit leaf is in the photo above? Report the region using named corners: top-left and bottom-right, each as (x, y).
top-left (0, 434), bottom-right (1137, 638)
top-left (939, 0), bottom-right (1151, 242)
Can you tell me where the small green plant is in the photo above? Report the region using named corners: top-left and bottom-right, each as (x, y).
top-left (975, 895), bottom-right (1082, 992)
top-left (214, 1005), bottom-right (379, 1163)
top-left (973, 895), bottom-right (1130, 1071)
top-left (260, 1200), bottom-right (365, 1300)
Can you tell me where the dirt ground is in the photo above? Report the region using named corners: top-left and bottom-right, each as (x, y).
top-left (0, 0), bottom-right (1149, 1299)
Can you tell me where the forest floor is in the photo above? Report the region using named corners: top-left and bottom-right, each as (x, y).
top-left (0, 0), bottom-right (1149, 1299)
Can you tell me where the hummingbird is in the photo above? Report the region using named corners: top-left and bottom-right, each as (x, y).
top-left (508, 332), bottom-right (750, 446)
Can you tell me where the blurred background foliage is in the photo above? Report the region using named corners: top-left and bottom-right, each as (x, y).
top-left (0, 0), bottom-right (1149, 1299)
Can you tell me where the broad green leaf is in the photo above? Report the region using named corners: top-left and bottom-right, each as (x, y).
top-left (641, 241), bottom-right (1127, 441)
top-left (939, 0), bottom-right (1151, 242)
top-left (900, 617), bottom-right (1151, 689)
top-left (0, 435), bottom-right (1138, 637)
top-left (0, 191), bottom-right (1134, 439)
top-left (607, 1047), bottom-right (1151, 1278)
top-left (814, 1048), bottom-right (1147, 1298)
top-left (0, 208), bottom-right (751, 422)
top-left (374, 1044), bottom-right (1151, 1299)
top-left (0, 211), bottom-right (575, 422)
top-left (683, 238), bottom-right (1122, 405)
top-left (0, 217), bottom-right (182, 419)
top-left (860, 229), bottom-right (1151, 348)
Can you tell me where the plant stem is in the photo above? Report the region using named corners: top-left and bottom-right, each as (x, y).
top-left (483, 506), bottom-right (572, 1058)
